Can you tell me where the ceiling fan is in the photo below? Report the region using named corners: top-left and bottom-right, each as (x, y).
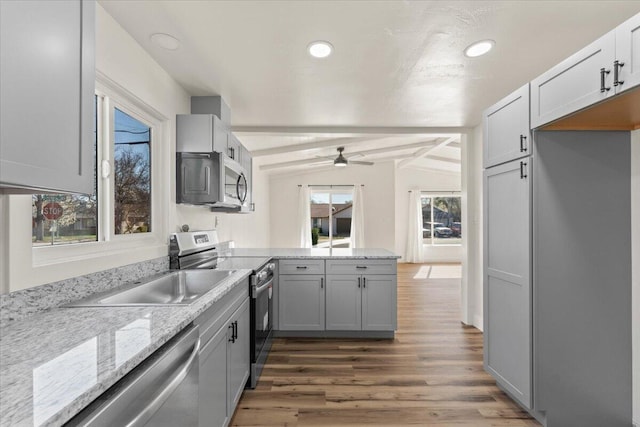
top-left (331, 147), bottom-right (374, 167)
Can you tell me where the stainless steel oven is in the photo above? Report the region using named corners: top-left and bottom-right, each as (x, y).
top-left (249, 261), bottom-right (275, 389)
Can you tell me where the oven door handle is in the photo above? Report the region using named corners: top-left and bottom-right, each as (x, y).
top-left (253, 276), bottom-right (274, 298)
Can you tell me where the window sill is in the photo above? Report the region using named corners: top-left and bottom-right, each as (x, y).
top-left (32, 234), bottom-right (166, 267)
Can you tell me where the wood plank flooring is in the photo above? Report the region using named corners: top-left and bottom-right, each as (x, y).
top-left (231, 263), bottom-right (540, 426)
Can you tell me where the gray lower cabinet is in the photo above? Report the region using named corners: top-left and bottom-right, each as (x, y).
top-left (278, 274), bottom-right (325, 331)
top-left (197, 285), bottom-right (250, 427)
top-left (483, 158), bottom-right (532, 410)
top-left (227, 299), bottom-right (250, 411)
top-left (199, 323), bottom-right (229, 427)
top-left (326, 275), bottom-right (396, 331)
top-left (0, 0), bottom-right (95, 194)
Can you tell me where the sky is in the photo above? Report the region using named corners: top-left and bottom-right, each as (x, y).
top-left (310, 192), bottom-right (352, 204)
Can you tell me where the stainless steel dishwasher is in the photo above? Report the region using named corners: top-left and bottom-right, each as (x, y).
top-left (66, 325), bottom-right (200, 427)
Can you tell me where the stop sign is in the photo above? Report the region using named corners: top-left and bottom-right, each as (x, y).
top-left (43, 203), bottom-right (63, 220)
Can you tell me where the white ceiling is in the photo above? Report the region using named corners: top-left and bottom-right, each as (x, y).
top-left (99, 1), bottom-right (640, 173)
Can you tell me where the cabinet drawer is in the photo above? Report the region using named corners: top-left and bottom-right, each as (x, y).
top-left (326, 259), bottom-right (397, 275)
top-left (279, 259), bottom-right (325, 275)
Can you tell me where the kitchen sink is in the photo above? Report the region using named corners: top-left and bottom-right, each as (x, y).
top-left (65, 269), bottom-right (235, 307)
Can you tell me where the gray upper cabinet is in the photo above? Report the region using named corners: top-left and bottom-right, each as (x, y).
top-left (226, 133), bottom-right (242, 163)
top-left (530, 31), bottom-right (615, 129)
top-left (483, 158), bottom-right (532, 410)
top-left (483, 84), bottom-right (530, 168)
top-left (615, 12), bottom-right (640, 94)
top-left (0, 0), bottom-right (95, 194)
top-left (177, 114), bottom-right (228, 153)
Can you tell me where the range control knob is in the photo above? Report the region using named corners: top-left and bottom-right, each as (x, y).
top-left (268, 263), bottom-right (276, 271)
top-left (257, 271), bottom-right (268, 281)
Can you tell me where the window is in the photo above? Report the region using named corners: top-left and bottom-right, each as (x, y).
top-left (32, 89), bottom-right (155, 247)
top-left (32, 96), bottom-right (99, 246)
top-left (114, 108), bottom-right (151, 234)
top-left (310, 189), bottom-right (353, 248)
top-left (421, 194), bottom-right (462, 245)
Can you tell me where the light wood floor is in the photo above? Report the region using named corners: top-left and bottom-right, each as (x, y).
top-left (231, 263), bottom-right (540, 426)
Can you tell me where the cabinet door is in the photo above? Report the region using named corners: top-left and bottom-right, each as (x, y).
top-left (362, 275), bottom-right (397, 331)
top-left (615, 12), bottom-right (640, 93)
top-left (0, 0), bottom-right (95, 194)
top-left (227, 133), bottom-right (242, 162)
top-left (212, 117), bottom-right (229, 154)
top-left (177, 114), bottom-right (228, 153)
top-left (530, 31), bottom-right (615, 128)
top-left (483, 159), bottom-right (532, 409)
top-left (199, 325), bottom-right (229, 427)
top-left (483, 84), bottom-right (530, 168)
top-left (227, 298), bottom-right (250, 411)
top-left (326, 275), bottom-right (361, 330)
top-left (279, 275), bottom-right (325, 330)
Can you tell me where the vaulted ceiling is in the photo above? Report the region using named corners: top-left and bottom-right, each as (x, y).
top-left (99, 1), bottom-right (640, 173)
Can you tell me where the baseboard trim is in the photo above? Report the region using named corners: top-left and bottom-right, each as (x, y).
top-left (274, 330), bottom-right (395, 339)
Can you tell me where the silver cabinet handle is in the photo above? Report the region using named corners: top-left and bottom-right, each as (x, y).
top-left (613, 60), bottom-right (624, 86)
top-left (126, 336), bottom-right (201, 427)
top-left (600, 67), bottom-right (611, 93)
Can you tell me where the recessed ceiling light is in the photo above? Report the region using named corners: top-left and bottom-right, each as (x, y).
top-left (308, 41), bottom-right (333, 58)
top-left (150, 33), bottom-right (181, 51)
top-left (464, 39), bottom-right (495, 58)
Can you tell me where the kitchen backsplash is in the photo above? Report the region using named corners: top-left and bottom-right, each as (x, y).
top-left (0, 257), bottom-right (168, 323)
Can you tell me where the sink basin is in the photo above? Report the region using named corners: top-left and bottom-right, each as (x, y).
top-left (65, 269), bottom-right (235, 307)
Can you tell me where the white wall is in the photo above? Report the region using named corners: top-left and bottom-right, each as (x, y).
top-left (631, 129), bottom-right (639, 427)
top-left (394, 165), bottom-right (462, 262)
top-left (464, 126), bottom-right (484, 330)
top-left (269, 162), bottom-right (395, 251)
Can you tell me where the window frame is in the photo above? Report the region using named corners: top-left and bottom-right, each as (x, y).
top-left (420, 192), bottom-right (462, 247)
top-left (31, 76), bottom-right (168, 266)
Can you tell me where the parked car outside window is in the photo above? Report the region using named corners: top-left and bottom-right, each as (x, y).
top-left (450, 222), bottom-right (462, 237)
top-left (423, 222), bottom-right (453, 238)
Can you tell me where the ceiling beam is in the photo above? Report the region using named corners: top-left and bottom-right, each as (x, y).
top-left (397, 136), bottom-right (458, 169)
top-left (259, 157), bottom-right (333, 171)
top-left (233, 126), bottom-right (469, 136)
top-left (257, 139), bottom-right (443, 171)
top-left (251, 136), bottom-right (382, 157)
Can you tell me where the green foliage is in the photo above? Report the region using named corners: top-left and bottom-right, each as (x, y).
top-left (311, 227), bottom-right (320, 245)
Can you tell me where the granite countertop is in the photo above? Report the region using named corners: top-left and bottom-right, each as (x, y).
top-left (219, 247), bottom-right (401, 259)
top-left (0, 269), bottom-right (252, 427)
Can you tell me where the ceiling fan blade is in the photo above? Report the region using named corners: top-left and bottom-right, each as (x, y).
top-left (349, 160), bottom-right (374, 166)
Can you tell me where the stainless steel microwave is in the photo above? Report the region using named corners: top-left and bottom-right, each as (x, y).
top-left (176, 152), bottom-right (249, 210)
